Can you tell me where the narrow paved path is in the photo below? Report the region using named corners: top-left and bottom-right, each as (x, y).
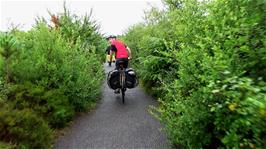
top-left (55, 63), bottom-right (170, 149)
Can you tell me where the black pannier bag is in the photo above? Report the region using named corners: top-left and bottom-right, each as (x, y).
top-left (107, 70), bottom-right (121, 90)
top-left (125, 68), bottom-right (138, 89)
top-left (107, 68), bottom-right (138, 90)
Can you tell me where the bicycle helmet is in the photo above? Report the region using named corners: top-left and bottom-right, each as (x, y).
top-left (106, 35), bottom-right (116, 40)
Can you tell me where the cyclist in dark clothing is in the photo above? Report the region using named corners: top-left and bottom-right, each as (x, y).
top-left (106, 45), bottom-right (111, 55)
top-left (105, 45), bottom-right (112, 66)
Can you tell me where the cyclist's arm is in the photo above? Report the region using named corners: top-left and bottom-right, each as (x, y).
top-left (126, 46), bottom-right (132, 59)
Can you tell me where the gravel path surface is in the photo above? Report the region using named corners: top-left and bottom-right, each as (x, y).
top-left (55, 63), bottom-right (171, 149)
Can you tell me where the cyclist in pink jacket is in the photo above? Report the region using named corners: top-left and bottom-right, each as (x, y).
top-left (107, 35), bottom-right (131, 70)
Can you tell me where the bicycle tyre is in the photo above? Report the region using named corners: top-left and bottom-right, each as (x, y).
top-left (122, 88), bottom-right (125, 104)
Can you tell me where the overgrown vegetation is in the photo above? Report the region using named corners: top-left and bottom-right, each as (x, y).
top-left (0, 7), bottom-right (105, 148)
top-left (124, 0), bottom-right (266, 148)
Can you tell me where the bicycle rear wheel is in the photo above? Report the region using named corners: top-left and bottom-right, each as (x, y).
top-left (121, 88), bottom-right (125, 104)
top-left (120, 69), bottom-right (126, 104)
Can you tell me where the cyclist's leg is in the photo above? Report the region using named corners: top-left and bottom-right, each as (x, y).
top-left (114, 59), bottom-right (121, 94)
top-left (115, 59), bottom-right (125, 69)
top-left (115, 59), bottom-right (121, 70)
top-left (123, 58), bottom-right (128, 69)
top-left (120, 59), bottom-right (129, 68)
top-left (115, 58), bottom-right (128, 70)
top-left (114, 59), bottom-right (127, 94)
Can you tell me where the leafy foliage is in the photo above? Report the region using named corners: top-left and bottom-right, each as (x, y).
top-left (124, 0), bottom-right (266, 148)
top-left (0, 141), bottom-right (13, 149)
top-left (8, 82), bottom-right (74, 128)
top-left (0, 7), bottom-right (105, 148)
top-left (0, 104), bottom-right (52, 149)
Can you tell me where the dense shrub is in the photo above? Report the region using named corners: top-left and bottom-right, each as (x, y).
top-left (8, 82), bottom-right (74, 128)
top-left (0, 7), bottom-right (105, 148)
top-left (58, 6), bottom-right (107, 62)
top-left (0, 104), bottom-right (52, 149)
top-left (0, 141), bottom-right (13, 149)
top-left (124, 0), bottom-right (266, 148)
top-left (12, 23), bottom-right (104, 111)
top-left (0, 79), bottom-right (7, 103)
top-left (0, 33), bottom-right (20, 83)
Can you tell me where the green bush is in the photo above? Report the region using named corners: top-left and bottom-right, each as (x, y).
top-left (0, 6), bottom-right (105, 148)
top-left (0, 79), bottom-right (7, 103)
top-left (8, 82), bottom-right (74, 128)
top-left (0, 141), bottom-right (13, 149)
top-left (124, 0), bottom-right (266, 148)
top-left (210, 76), bottom-right (266, 148)
top-left (0, 33), bottom-right (20, 83)
top-left (0, 104), bottom-right (52, 149)
top-left (58, 6), bottom-right (106, 61)
top-left (55, 9), bottom-right (105, 111)
top-left (11, 23), bottom-right (104, 112)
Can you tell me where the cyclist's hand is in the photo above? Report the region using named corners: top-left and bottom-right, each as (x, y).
top-left (128, 57), bottom-right (132, 60)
